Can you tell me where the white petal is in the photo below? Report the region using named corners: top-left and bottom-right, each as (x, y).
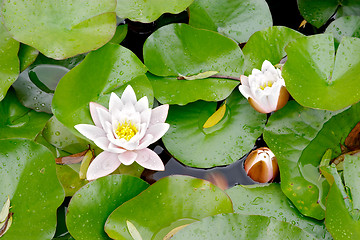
top-left (109, 92), bottom-right (124, 114)
top-left (145, 123), bottom-right (169, 144)
top-left (261, 60), bottom-right (274, 73)
top-left (94, 137), bottom-right (111, 151)
top-left (135, 96), bottom-right (149, 113)
top-left (134, 148), bottom-right (165, 171)
top-left (86, 151), bottom-right (121, 180)
top-left (238, 85), bottom-right (252, 99)
top-left (150, 104), bottom-right (169, 125)
top-left (74, 124), bottom-right (105, 141)
top-left (137, 134), bottom-right (154, 149)
top-left (240, 75), bottom-right (249, 86)
top-left (121, 85), bottom-right (137, 105)
top-left (140, 108), bottom-right (152, 128)
top-left (118, 151), bottom-right (137, 165)
top-left (107, 143), bottom-right (127, 153)
top-left (96, 107), bottom-right (111, 131)
top-left (89, 102), bottom-right (108, 128)
top-left (108, 137), bottom-right (139, 150)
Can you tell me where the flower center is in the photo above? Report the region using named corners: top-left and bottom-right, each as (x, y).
top-left (115, 121), bottom-right (138, 141)
top-left (260, 81), bottom-right (273, 90)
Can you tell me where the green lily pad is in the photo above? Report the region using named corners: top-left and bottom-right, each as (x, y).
top-left (116, 0), bottom-right (194, 23)
top-left (162, 91), bottom-right (266, 168)
top-left (325, 16), bottom-right (360, 47)
top-left (226, 184), bottom-right (331, 239)
top-left (283, 34), bottom-right (360, 111)
top-left (110, 24), bottom-right (128, 44)
top-left (263, 100), bottom-right (360, 220)
top-left (66, 175), bottom-right (149, 240)
top-left (56, 164), bottom-right (88, 197)
top-left (105, 175), bottom-right (233, 240)
top-left (0, 89), bottom-right (51, 140)
top-left (52, 43), bottom-right (152, 137)
top-left (297, 0), bottom-right (360, 28)
top-left (242, 26), bottom-right (304, 75)
top-left (12, 64), bottom-right (69, 114)
top-left (172, 213), bottom-right (316, 239)
top-left (33, 53), bottom-right (87, 70)
top-left (0, 139), bottom-right (64, 239)
top-left (2, 0), bottom-right (117, 59)
top-left (147, 73), bottom-right (239, 105)
top-left (189, 0), bottom-right (272, 43)
top-left (0, 21), bottom-right (19, 101)
top-left (18, 44), bottom-right (39, 72)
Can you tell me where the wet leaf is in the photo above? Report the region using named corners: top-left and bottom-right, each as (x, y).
top-left (179, 71), bottom-right (219, 81)
top-left (127, 220), bottom-right (143, 240)
top-left (203, 102), bottom-right (226, 129)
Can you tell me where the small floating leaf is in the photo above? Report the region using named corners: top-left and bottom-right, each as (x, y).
top-left (127, 220), bottom-right (143, 240)
top-left (203, 102), bottom-right (226, 129)
top-left (179, 71), bottom-right (219, 81)
top-left (79, 150), bottom-right (94, 180)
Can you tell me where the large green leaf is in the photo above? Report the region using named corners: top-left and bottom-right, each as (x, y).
top-left (226, 184), bottom-right (331, 239)
top-left (105, 175), bottom-right (233, 240)
top-left (263, 100), bottom-right (360, 220)
top-left (0, 22), bottom-right (19, 101)
top-left (283, 34), bottom-right (360, 111)
top-left (2, 0), bottom-right (116, 59)
top-left (0, 139), bottom-right (64, 239)
top-left (0, 89), bottom-right (51, 140)
top-left (143, 23), bottom-right (243, 104)
top-left (147, 73), bottom-right (239, 105)
top-left (242, 26), bottom-right (304, 75)
top-left (116, 0), bottom-right (194, 23)
top-left (18, 44), bottom-right (39, 72)
top-left (162, 91), bottom-right (266, 168)
top-left (325, 15), bottom-right (360, 47)
top-left (66, 175), bottom-right (149, 240)
top-left (189, 0), bottom-right (272, 43)
top-left (172, 213), bottom-right (316, 239)
top-left (52, 43), bottom-right (152, 137)
top-left (297, 0), bottom-right (360, 28)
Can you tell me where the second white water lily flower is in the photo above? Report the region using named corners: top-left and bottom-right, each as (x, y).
top-left (75, 85), bottom-right (170, 180)
top-left (239, 60), bottom-right (289, 114)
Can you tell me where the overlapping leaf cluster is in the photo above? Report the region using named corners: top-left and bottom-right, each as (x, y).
top-left (1, 0), bottom-right (360, 239)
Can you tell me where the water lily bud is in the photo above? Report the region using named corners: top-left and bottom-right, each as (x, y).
top-left (239, 60), bottom-right (289, 114)
top-left (244, 147), bottom-right (279, 183)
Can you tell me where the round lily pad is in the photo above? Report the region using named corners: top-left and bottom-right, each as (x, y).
top-left (66, 174), bottom-right (149, 240)
top-left (52, 43), bottom-right (152, 137)
top-left (189, 0), bottom-right (273, 43)
top-left (162, 91), bottom-right (266, 168)
top-left (242, 26), bottom-right (304, 75)
top-left (105, 175), bottom-right (233, 240)
top-left (2, 0), bottom-right (117, 59)
top-left (172, 213), bottom-right (316, 239)
top-left (283, 34), bottom-right (360, 111)
top-left (0, 89), bottom-right (50, 140)
top-left (226, 184), bottom-right (331, 240)
top-left (0, 139), bottom-right (64, 239)
top-left (263, 100), bottom-right (360, 220)
top-left (325, 16), bottom-right (360, 47)
top-left (116, 0), bottom-right (194, 23)
top-left (0, 22), bottom-right (19, 101)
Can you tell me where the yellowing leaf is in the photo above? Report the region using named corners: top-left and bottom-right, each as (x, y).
top-left (0, 197), bottom-right (10, 223)
top-left (127, 220), bottom-right (143, 240)
top-left (299, 19), bottom-right (307, 29)
top-left (163, 224), bottom-right (189, 240)
top-left (179, 71), bottom-right (218, 80)
top-left (203, 102), bottom-right (226, 129)
top-left (79, 150), bottom-right (94, 180)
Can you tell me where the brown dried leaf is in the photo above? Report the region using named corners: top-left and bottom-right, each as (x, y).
top-left (56, 150), bottom-right (88, 165)
top-left (345, 122), bottom-right (360, 151)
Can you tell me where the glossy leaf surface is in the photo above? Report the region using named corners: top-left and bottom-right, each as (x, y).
top-left (105, 175), bottom-right (233, 240)
top-left (162, 91), bottom-right (266, 168)
top-left (0, 139), bottom-right (64, 239)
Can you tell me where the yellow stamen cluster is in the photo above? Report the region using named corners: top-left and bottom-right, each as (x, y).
top-left (260, 81), bottom-right (273, 90)
top-left (115, 121), bottom-right (138, 141)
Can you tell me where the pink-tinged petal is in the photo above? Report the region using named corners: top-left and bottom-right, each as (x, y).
top-left (89, 102), bottom-right (108, 128)
top-left (150, 104), bottom-right (169, 125)
top-left (118, 151), bottom-right (137, 165)
top-left (121, 85), bottom-right (137, 105)
top-left (238, 85), bottom-right (252, 100)
top-left (137, 134), bottom-right (154, 149)
top-left (135, 96), bottom-right (149, 113)
top-left (240, 75), bottom-right (249, 86)
top-left (96, 107), bottom-right (111, 131)
top-left (140, 108), bottom-right (151, 128)
top-left (108, 136), bottom-right (139, 150)
top-left (134, 148), bottom-right (165, 171)
top-left (109, 92), bottom-right (123, 113)
top-left (107, 143), bottom-right (127, 154)
top-left (74, 124), bottom-right (105, 141)
top-left (94, 137), bottom-right (110, 151)
top-left (86, 151), bottom-right (121, 180)
top-left (144, 123), bottom-right (169, 144)
top-left (248, 97), bottom-right (271, 114)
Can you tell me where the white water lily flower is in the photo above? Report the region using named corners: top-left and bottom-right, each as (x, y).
top-left (75, 85), bottom-right (170, 180)
top-left (239, 60), bottom-right (289, 113)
